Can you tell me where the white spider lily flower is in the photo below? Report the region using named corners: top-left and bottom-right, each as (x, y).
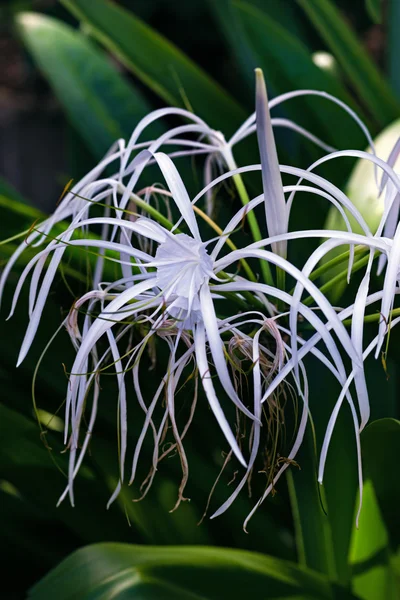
top-left (4, 135), bottom-right (374, 512)
top-left (376, 137), bottom-right (400, 275)
top-left (0, 105), bottom-right (232, 310)
top-left (241, 286), bottom-right (400, 530)
top-left (4, 73), bottom-right (398, 524)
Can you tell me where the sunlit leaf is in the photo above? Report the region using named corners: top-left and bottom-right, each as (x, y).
top-left (362, 418), bottom-right (400, 549)
top-left (349, 480), bottom-right (398, 600)
top-left (28, 542), bottom-right (360, 599)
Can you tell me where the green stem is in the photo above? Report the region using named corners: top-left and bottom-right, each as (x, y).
top-left (223, 147), bottom-right (274, 285)
top-left (308, 245), bottom-right (366, 282)
top-left (343, 307), bottom-right (400, 327)
top-left (302, 252), bottom-right (372, 306)
top-left (0, 229), bottom-right (31, 246)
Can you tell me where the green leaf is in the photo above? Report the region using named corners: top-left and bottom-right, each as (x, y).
top-left (16, 12), bottom-right (157, 159)
top-left (0, 176), bottom-right (28, 204)
top-left (28, 542), bottom-right (359, 599)
top-left (296, 359), bottom-right (361, 586)
top-left (0, 404), bottom-right (136, 545)
top-left (244, 0), bottom-right (307, 40)
top-left (297, 0), bottom-right (400, 126)
top-left (366, 0), bottom-right (382, 24)
top-left (388, 0), bottom-right (400, 98)
top-left (61, 0), bottom-right (246, 134)
top-left (212, 0), bottom-right (367, 149)
top-left (349, 480), bottom-right (399, 600)
top-left (287, 425), bottom-right (336, 579)
top-left (362, 418), bottom-right (400, 549)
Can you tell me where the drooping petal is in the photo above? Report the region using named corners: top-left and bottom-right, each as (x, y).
top-left (194, 320), bottom-right (247, 468)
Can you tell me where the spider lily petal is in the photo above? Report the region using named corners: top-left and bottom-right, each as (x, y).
top-left (210, 319), bottom-right (282, 519)
top-left (231, 88), bottom-right (376, 151)
top-left (194, 321), bottom-right (247, 467)
top-left (376, 220), bottom-right (400, 357)
top-left (255, 69), bottom-right (287, 257)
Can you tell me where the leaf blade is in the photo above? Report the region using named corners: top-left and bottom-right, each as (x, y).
top-left (28, 542), bottom-right (349, 600)
top-left (61, 0), bottom-right (246, 134)
top-left (16, 12), bottom-right (157, 158)
top-left (297, 0), bottom-right (400, 126)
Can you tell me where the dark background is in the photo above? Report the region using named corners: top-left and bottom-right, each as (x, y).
top-left (0, 0), bottom-right (384, 210)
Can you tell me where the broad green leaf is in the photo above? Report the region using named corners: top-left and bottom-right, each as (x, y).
top-left (390, 550), bottom-right (400, 591)
top-left (244, 0), bottom-right (307, 40)
top-left (61, 0), bottom-right (247, 134)
top-left (212, 0), bottom-right (367, 149)
top-left (28, 542), bottom-right (359, 599)
top-left (349, 480), bottom-right (398, 600)
top-left (16, 12), bottom-right (157, 159)
top-left (297, 0), bottom-right (400, 126)
top-left (362, 418), bottom-right (400, 549)
top-left (366, 0), bottom-right (382, 24)
top-left (303, 358), bottom-right (360, 585)
top-left (287, 425), bottom-right (336, 579)
top-left (207, 0), bottom-right (260, 93)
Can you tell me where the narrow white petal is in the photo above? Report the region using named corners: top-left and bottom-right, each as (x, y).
top-left (199, 285), bottom-right (257, 422)
top-left (153, 152), bottom-right (201, 241)
top-left (194, 321), bottom-right (247, 467)
top-left (255, 69), bottom-right (287, 257)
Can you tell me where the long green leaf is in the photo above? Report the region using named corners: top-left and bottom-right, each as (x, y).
top-left (28, 542), bottom-right (360, 599)
top-left (388, 0), bottom-right (400, 98)
top-left (297, 0), bottom-right (400, 126)
top-left (349, 480), bottom-right (399, 600)
top-left (362, 418), bottom-right (400, 548)
top-left (16, 12), bottom-right (157, 158)
top-left (61, 0), bottom-right (247, 134)
top-left (0, 404), bottom-right (137, 544)
top-left (287, 425), bottom-right (336, 579)
top-left (366, 0), bottom-right (382, 24)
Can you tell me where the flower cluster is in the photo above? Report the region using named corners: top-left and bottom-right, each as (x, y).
top-left (2, 69), bottom-right (400, 528)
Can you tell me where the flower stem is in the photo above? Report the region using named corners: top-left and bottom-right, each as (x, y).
top-left (308, 246), bottom-right (366, 282)
top-left (223, 147), bottom-right (274, 285)
top-left (302, 252), bottom-right (372, 306)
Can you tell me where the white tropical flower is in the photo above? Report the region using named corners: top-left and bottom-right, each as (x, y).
top-left (3, 70), bottom-right (400, 527)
